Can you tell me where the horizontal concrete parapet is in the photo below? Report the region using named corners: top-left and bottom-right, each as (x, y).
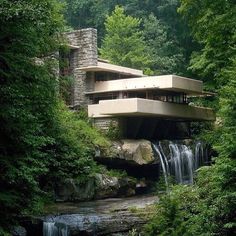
top-left (88, 104), bottom-right (112, 118)
top-left (87, 75), bottom-right (203, 95)
top-left (88, 98), bottom-right (215, 121)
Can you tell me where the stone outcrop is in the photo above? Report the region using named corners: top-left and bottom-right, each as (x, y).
top-left (11, 226), bottom-right (27, 236)
top-left (103, 139), bottom-right (156, 165)
top-left (122, 139), bottom-right (155, 165)
top-left (95, 139), bottom-right (159, 180)
top-left (55, 178), bottom-right (95, 202)
top-left (95, 174), bottom-right (136, 199)
top-left (22, 195), bottom-right (158, 236)
top-left (54, 174), bottom-right (137, 202)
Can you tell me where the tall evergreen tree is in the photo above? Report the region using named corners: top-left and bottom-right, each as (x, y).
top-left (100, 6), bottom-right (151, 70)
top-left (143, 14), bottom-right (185, 74)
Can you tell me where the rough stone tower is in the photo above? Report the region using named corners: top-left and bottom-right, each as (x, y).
top-left (65, 28), bottom-right (97, 108)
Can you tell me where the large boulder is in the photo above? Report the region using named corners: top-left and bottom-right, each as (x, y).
top-left (95, 174), bottom-right (119, 199)
top-left (103, 139), bottom-right (155, 165)
top-left (54, 174), bottom-right (137, 202)
top-left (55, 178), bottom-right (95, 202)
top-left (121, 139), bottom-right (155, 165)
top-left (95, 174), bottom-right (136, 199)
top-left (11, 226), bottom-right (27, 236)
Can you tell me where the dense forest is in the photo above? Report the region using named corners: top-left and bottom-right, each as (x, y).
top-left (0, 0), bottom-right (235, 235)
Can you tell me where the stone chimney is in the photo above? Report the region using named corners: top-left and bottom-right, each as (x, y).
top-left (65, 28), bottom-right (98, 107)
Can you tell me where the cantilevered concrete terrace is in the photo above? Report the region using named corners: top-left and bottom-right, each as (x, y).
top-left (87, 74), bottom-right (215, 121)
top-left (64, 29), bottom-right (215, 132)
top-left (88, 98), bottom-right (215, 121)
top-left (85, 75), bottom-right (204, 95)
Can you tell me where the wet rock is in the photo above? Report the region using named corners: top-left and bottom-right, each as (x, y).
top-left (11, 226), bottom-right (27, 236)
top-left (55, 178), bottom-right (95, 202)
top-left (54, 175), bottom-right (137, 202)
top-left (102, 139), bottom-right (155, 165)
top-left (44, 212), bottom-right (146, 236)
top-left (117, 177), bottom-right (136, 197)
top-left (95, 174), bottom-right (119, 199)
top-left (95, 174), bottom-right (136, 199)
top-left (71, 212), bottom-right (146, 236)
top-left (122, 139), bottom-right (155, 165)
top-left (42, 195), bottom-right (157, 236)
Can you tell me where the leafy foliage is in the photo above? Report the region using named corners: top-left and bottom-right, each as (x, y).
top-left (178, 0), bottom-right (236, 89)
top-left (0, 0), bottom-right (109, 232)
top-left (143, 14), bottom-right (184, 75)
top-left (145, 1), bottom-right (236, 235)
top-left (100, 6), bottom-right (151, 70)
top-left (46, 103), bottom-right (109, 181)
top-left (144, 185), bottom-right (198, 236)
top-left (63, 0), bottom-right (196, 75)
top-left (0, 0), bottom-right (64, 229)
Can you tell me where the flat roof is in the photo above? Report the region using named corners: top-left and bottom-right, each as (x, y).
top-left (79, 61), bottom-right (144, 77)
top-left (98, 58), bottom-right (109, 63)
top-left (67, 44), bottom-right (80, 49)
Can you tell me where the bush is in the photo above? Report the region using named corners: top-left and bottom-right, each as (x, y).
top-left (45, 102), bottom-right (110, 181)
top-left (143, 185), bottom-right (198, 236)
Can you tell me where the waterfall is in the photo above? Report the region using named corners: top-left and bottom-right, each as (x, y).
top-left (181, 145), bottom-right (194, 184)
top-left (153, 141), bottom-right (208, 185)
top-left (43, 222), bottom-right (69, 236)
top-left (194, 141), bottom-right (204, 169)
top-left (169, 142), bottom-right (183, 184)
top-left (152, 143), bottom-right (169, 189)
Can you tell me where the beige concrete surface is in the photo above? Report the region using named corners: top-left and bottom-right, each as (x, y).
top-left (88, 98), bottom-right (215, 121)
top-left (86, 75), bottom-right (203, 95)
top-left (79, 61), bottom-right (144, 77)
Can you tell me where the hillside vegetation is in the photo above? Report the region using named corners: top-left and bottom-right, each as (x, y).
top-left (0, 0), bottom-right (235, 235)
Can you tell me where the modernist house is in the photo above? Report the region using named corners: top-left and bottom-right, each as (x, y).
top-left (63, 28), bottom-right (215, 139)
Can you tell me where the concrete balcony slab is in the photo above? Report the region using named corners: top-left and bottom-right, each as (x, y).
top-left (88, 98), bottom-right (215, 121)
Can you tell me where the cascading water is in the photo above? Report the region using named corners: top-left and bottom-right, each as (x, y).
top-left (43, 222), bottom-right (69, 236)
top-left (181, 145), bottom-right (194, 184)
top-left (194, 141), bottom-right (205, 169)
top-left (169, 142), bottom-right (183, 184)
top-left (153, 141), bottom-right (208, 186)
top-left (152, 143), bottom-right (169, 189)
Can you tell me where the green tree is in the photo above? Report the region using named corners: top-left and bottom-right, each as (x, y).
top-left (63, 0), bottom-right (195, 75)
top-left (143, 14), bottom-right (185, 74)
top-left (0, 0), bottom-right (109, 232)
top-left (100, 6), bottom-right (151, 70)
top-left (145, 1), bottom-right (236, 235)
top-left (63, 0), bottom-right (117, 45)
top-left (0, 0), bottom-right (64, 230)
top-left (179, 0), bottom-right (236, 90)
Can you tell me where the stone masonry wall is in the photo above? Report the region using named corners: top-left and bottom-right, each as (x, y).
top-left (65, 29), bottom-right (117, 132)
top-left (93, 118), bottom-right (126, 138)
top-left (93, 118), bottom-right (119, 132)
top-left (66, 28), bottom-right (97, 107)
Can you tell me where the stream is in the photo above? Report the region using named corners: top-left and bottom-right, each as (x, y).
top-left (24, 140), bottom-right (209, 236)
top-left (42, 195), bottom-right (158, 236)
